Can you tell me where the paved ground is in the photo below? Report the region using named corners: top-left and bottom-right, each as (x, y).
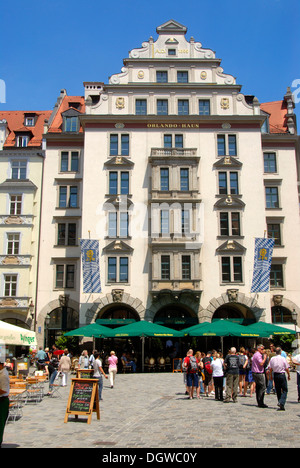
top-left (2, 371), bottom-right (300, 449)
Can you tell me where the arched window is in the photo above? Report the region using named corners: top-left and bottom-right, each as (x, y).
top-left (272, 306), bottom-right (293, 324)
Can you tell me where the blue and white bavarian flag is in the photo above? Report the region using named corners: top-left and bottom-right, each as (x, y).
top-left (251, 238), bottom-right (275, 292)
top-left (80, 239), bottom-right (101, 293)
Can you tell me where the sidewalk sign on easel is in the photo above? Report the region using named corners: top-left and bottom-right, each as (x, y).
top-left (64, 378), bottom-right (100, 424)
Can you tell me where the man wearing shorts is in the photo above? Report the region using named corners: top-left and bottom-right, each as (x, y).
top-left (183, 349), bottom-right (199, 399)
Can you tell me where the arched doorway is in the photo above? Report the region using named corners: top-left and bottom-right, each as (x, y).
top-left (97, 303), bottom-right (140, 325)
top-left (153, 303), bottom-right (198, 330)
top-left (212, 303), bottom-right (256, 325)
top-left (46, 307), bottom-right (79, 347)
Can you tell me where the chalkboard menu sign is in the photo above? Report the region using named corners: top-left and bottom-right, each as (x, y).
top-left (76, 369), bottom-right (94, 379)
top-left (64, 378), bottom-right (100, 424)
top-left (173, 358), bottom-right (183, 373)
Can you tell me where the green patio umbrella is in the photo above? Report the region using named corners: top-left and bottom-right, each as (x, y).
top-left (181, 319), bottom-right (261, 354)
top-left (64, 323), bottom-right (114, 338)
top-left (182, 320), bottom-right (261, 337)
top-left (106, 320), bottom-right (184, 371)
top-left (245, 321), bottom-right (296, 337)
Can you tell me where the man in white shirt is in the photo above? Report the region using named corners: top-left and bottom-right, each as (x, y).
top-left (269, 347), bottom-right (290, 411)
top-left (0, 359), bottom-right (10, 447)
top-left (292, 352), bottom-right (300, 403)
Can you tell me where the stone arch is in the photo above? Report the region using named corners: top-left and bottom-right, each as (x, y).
top-left (85, 290), bottom-right (146, 323)
top-left (36, 297), bottom-right (80, 334)
top-left (271, 295), bottom-right (300, 324)
top-left (145, 292), bottom-right (202, 323)
top-left (0, 311), bottom-right (31, 329)
top-left (200, 291), bottom-right (264, 323)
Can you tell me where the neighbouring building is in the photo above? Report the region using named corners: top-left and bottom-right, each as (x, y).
top-left (0, 109), bottom-right (51, 350)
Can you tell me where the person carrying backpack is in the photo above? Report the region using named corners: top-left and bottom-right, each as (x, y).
top-left (183, 349), bottom-right (199, 399)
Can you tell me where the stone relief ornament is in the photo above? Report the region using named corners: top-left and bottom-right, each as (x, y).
top-left (220, 98), bottom-right (230, 110)
top-left (227, 289), bottom-right (239, 302)
top-left (116, 97), bottom-right (125, 110)
top-left (200, 71), bottom-right (207, 80)
top-left (137, 71), bottom-right (144, 79)
top-left (112, 289), bottom-right (124, 302)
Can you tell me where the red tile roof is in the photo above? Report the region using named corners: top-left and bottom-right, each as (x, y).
top-left (48, 95), bottom-right (85, 133)
top-left (0, 110), bottom-right (52, 147)
top-left (260, 100), bottom-right (288, 134)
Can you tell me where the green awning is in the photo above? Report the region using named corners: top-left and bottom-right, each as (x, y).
top-left (103, 320), bottom-right (184, 337)
top-left (181, 319), bottom-right (261, 337)
top-left (245, 321), bottom-right (296, 336)
top-left (64, 323), bottom-right (113, 338)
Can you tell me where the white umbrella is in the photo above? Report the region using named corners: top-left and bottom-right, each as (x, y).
top-left (0, 320), bottom-right (37, 346)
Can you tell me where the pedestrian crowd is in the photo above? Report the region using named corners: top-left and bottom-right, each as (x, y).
top-left (182, 344), bottom-right (300, 412)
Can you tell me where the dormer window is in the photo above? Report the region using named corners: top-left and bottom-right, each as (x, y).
top-left (62, 108), bottom-right (81, 133)
top-left (16, 135), bottom-right (29, 147)
top-left (24, 113), bottom-right (36, 127)
top-left (25, 117), bottom-right (35, 126)
top-left (64, 116), bottom-right (78, 132)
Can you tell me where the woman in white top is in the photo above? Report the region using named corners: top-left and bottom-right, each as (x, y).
top-left (211, 352), bottom-right (224, 401)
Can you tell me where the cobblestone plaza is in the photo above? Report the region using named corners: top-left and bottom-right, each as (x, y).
top-left (3, 371), bottom-right (300, 449)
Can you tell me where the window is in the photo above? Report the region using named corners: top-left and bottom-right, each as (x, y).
top-left (108, 211), bottom-right (129, 238)
top-left (109, 134), bottom-right (129, 156)
top-left (228, 135), bottom-right (237, 156)
top-left (161, 210), bottom-right (170, 235)
top-left (267, 223), bottom-right (281, 246)
top-left (270, 264), bottom-right (284, 288)
top-left (108, 257), bottom-right (128, 283)
top-left (265, 187), bottom-right (279, 209)
top-left (264, 152), bottom-right (277, 173)
top-left (163, 134), bottom-right (183, 148)
top-left (25, 117), bottom-right (34, 126)
top-left (220, 212), bottom-right (240, 236)
top-left (10, 195), bottom-right (22, 215)
top-left (168, 49), bottom-right (176, 56)
top-left (180, 169), bottom-right (189, 191)
top-left (11, 161), bottom-right (27, 179)
top-left (217, 134), bottom-right (237, 156)
top-left (218, 171), bottom-right (239, 195)
top-left (16, 136), bottom-right (29, 147)
top-left (157, 100), bottom-right (168, 115)
top-left (119, 258), bottom-right (128, 282)
top-left (177, 71), bottom-right (188, 83)
top-left (156, 71), bottom-right (168, 83)
top-left (55, 264), bottom-right (75, 289)
top-left (135, 99), bottom-right (147, 115)
top-left (161, 255), bottom-right (170, 279)
top-left (7, 233), bottom-right (20, 255)
top-left (57, 223), bottom-right (77, 246)
top-left (178, 99), bottom-right (189, 115)
top-left (109, 171), bottom-right (129, 195)
top-left (182, 209), bottom-right (190, 236)
top-left (217, 135), bottom-right (226, 156)
top-left (160, 168), bottom-right (169, 191)
top-left (58, 186), bottom-right (78, 208)
top-left (4, 274), bottom-right (17, 296)
top-left (199, 100), bottom-right (210, 115)
top-left (221, 257), bottom-right (243, 283)
top-left (60, 151), bottom-right (79, 172)
top-left (182, 255), bottom-right (191, 279)
top-left (64, 116), bottom-right (78, 132)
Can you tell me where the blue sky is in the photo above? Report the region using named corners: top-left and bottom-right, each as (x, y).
top-left (1, 0), bottom-right (299, 121)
